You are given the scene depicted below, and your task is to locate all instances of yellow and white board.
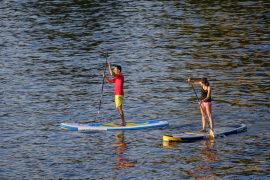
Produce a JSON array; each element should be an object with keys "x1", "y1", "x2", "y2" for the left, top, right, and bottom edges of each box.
[{"x1": 61, "y1": 121, "x2": 169, "y2": 131}]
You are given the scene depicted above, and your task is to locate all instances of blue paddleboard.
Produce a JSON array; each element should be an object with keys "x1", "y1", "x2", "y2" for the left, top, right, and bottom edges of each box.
[{"x1": 163, "y1": 124, "x2": 247, "y2": 142}]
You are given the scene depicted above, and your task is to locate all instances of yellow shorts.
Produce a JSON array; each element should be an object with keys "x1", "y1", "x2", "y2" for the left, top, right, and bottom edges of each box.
[{"x1": 115, "y1": 95, "x2": 124, "y2": 107}]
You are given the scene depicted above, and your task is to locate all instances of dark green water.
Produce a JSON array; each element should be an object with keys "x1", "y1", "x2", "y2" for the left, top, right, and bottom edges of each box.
[{"x1": 1, "y1": 0, "x2": 269, "y2": 179}]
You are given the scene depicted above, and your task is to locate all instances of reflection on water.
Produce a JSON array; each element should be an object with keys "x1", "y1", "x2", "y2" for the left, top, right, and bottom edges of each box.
[
  {"x1": 164, "y1": 140, "x2": 225, "y2": 179},
  {"x1": 112, "y1": 131, "x2": 137, "y2": 173},
  {"x1": 189, "y1": 140, "x2": 223, "y2": 180}
]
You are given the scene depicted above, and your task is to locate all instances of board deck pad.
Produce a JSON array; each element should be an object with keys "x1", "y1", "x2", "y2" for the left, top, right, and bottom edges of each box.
[
  {"x1": 61, "y1": 121, "x2": 169, "y2": 131},
  {"x1": 185, "y1": 128, "x2": 228, "y2": 135},
  {"x1": 163, "y1": 124, "x2": 247, "y2": 142}
]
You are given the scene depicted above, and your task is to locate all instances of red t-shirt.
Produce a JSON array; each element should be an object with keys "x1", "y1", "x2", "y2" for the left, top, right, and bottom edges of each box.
[{"x1": 112, "y1": 74, "x2": 124, "y2": 95}]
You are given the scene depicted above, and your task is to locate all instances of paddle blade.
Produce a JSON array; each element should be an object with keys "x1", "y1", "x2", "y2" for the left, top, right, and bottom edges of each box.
[
  {"x1": 210, "y1": 130, "x2": 215, "y2": 139},
  {"x1": 95, "y1": 110, "x2": 100, "y2": 121}
]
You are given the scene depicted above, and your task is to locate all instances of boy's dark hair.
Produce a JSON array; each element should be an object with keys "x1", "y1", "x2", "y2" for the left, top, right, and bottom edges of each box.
[{"x1": 116, "y1": 65, "x2": 122, "y2": 72}]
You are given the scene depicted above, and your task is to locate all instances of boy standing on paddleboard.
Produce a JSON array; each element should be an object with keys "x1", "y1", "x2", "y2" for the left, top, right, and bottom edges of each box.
[{"x1": 103, "y1": 61, "x2": 125, "y2": 126}]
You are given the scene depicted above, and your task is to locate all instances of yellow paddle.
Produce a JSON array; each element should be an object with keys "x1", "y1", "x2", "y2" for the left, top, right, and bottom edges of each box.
[{"x1": 189, "y1": 82, "x2": 215, "y2": 139}]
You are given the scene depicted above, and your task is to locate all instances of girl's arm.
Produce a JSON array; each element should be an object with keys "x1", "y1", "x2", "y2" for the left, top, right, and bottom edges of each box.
[
  {"x1": 202, "y1": 85, "x2": 211, "y2": 102},
  {"x1": 188, "y1": 78, "x2": 202, "y2": 85}
]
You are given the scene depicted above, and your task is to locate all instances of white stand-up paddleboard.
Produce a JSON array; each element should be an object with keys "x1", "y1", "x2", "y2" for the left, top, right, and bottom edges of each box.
[
  {"x1": 61, "y1": 121, "x2": 169, "y2": 131},
  {"x1": 163, "y1": 124, "x2": 247, "y2": 142}
]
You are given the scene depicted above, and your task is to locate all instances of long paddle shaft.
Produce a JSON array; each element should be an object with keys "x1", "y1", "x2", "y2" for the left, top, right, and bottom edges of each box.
[
  {"x1": 96, "y1": 53, "x2": 108, "y2": 121},
  {"x1": 189, "y1": 82, "x2": 214, "y2": 138}
]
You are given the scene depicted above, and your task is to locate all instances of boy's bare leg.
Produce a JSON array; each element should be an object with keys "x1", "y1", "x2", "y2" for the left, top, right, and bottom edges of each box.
[{"x1": 117, "y1": 105, "x2": 125, "y2": 126}]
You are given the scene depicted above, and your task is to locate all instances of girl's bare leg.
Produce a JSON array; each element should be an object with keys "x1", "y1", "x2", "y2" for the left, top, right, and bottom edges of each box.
[
  {"x1": 206, "y1": 105, "x2": 214, "y2": 130},
  {"x1": 199, "y1": 106, "x2": 207, "y2": 132}
]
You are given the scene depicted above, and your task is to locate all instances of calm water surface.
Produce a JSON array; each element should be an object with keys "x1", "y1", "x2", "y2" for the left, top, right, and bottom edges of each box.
[{"x1": 1, "y1": 0, "x2": 270, "y2": 179}]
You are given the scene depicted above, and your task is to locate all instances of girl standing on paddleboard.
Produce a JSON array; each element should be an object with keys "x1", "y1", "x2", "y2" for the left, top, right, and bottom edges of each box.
[
  {"x1": 188, "y1": 78, "x2": 214, "y2": 132},
  {"x1": 103, "y1": 61, "x2": 125, "y2": 126}
]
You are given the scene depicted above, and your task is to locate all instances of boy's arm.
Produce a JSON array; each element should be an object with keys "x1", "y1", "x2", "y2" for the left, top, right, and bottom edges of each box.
[
  {"x1": 103, "y1": 74, "x2": 114, "y2": 84},
  {"x1": 108, "y1": 61, "x2": 117, "y2": 78}
]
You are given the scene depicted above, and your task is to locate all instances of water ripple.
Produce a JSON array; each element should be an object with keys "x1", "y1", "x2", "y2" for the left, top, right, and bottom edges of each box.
[{"x1": 1, "y1": 0, "x2": 270, "y2": 179}]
